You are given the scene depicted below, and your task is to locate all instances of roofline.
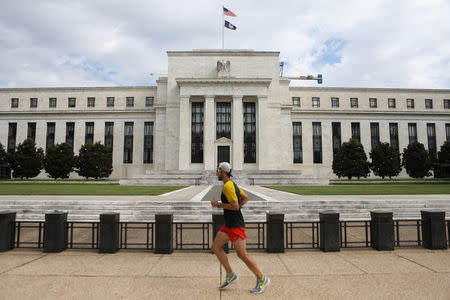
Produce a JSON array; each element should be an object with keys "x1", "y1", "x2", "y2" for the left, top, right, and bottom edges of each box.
[
  {"x1": 0, "y1": 86, "x2": 157, "y2": 92},
  {"x1": 289, "y1": 86, "x2": 450, "y2": 93},
  {"x1": 167, "y1": 49, "x2": 280, "y2": 57}
]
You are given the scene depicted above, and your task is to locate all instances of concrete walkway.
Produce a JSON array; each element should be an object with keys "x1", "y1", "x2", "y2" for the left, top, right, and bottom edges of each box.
[{"x1": 0, "y1": 248, "x2": 449, "y2": 300}]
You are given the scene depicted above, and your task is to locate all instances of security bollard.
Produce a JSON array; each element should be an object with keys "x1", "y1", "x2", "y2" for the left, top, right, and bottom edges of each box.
[
  {"x1": 212, "y1": 213, "x2": 228, "y2": 253},
  {"x1": 155, "y1": 214, "x2": 173, "y2": 254},
  {"x1": 421, "y1": 210, "x2": 447, "y2": 250},
  {"x1": 370, "y1": 211, "x2": 394, "y2": 251},
  {"x1": 0, "y1": 211, "x2": 16, "y2": 252},
  {"x1": 319, "y1": 211, "x2": 340, "y2": 252},
  {"x1": 266, "y1": 213, "x2": 284, "y2": 253},
  {"x1": 44, "y1": 212, "x2": 68, "y2": 253},
  {"x1": 99, "y1": 213, "x2": 120, "y2": 253}
]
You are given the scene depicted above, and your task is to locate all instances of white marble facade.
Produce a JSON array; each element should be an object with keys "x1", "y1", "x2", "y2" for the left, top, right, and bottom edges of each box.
[{"x1": 0, "y1": 49, "x2": 449, "y2": 179}]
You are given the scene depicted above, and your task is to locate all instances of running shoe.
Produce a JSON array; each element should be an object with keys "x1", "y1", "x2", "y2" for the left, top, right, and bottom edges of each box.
[
  {"x1": 250, "y1": 276, "x2": 270, "y2": 294},
  {"x1": 219, "y1": 273, "x2": 239, "y2": 290}
]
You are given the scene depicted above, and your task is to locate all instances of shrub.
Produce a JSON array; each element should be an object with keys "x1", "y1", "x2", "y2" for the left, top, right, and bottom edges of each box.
[
  {"x1": 0, "y1": 142, "x2": 6, "y2": 165},
  {"x1": 44, "y1": 143, "x2": 76, "y2": 179},
  {"x1": 76, "y1": 142, "x2": 113, "y2": 179},
  {"x1": 402, "y1": 142, "x2": 432, "y2": 178},
  {"x1": 369, "y1": 142, "x2": 402, "y2": 179},
  {"x1": 332, "y1": 139, "x2": 370, "y2": 179},
  {"x1": 437, "y1": 141, "x2": 450, "y2": 163},
  {"x1": 7, "y1": 138, "x2": 44, "y2": 179}
]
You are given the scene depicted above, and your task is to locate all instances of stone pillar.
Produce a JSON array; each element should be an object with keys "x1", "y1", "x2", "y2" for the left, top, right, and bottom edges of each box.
[
  {"x1": 0, "y1": 211, "x2": 16, "y2": 252},
  {"x1": 421, "y1": 210, "x2": 447, "y2": 250},
  {"x1": 266, "y1": 213, "x2": 284, "y2": 253},
  {"x1": 232, "y1": 96, "x2": 243, "y2": 170},
  {"x1": 204, "y1": 96, "x2": 215, "y2": 170},
  {"x1": 99, "y1": 213, "x2": 120, "y2": 253},
  {"x1": 155, "y1": 214, "x2": 173, "y2": 254},
  {"x1": 319, "y1": 211, "x2": 340, "y2": 252},
  {"x1": 370, "y1": 211, "x2": 394, "y2": 251},
  {"x1": 44, "y1": 212, "x2": 68, "y2": 253},
  {"x1": 178, "y1": 96, "x2": 190, "y2": 170},
  {"x1": 257, "y1": 96, "x2": 268, "y2": 169}
]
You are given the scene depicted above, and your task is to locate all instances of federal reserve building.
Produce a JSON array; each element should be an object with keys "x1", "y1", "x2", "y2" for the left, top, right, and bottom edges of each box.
[{"x1": 1, "y1": 49, "x2": 449, "y2": 184}]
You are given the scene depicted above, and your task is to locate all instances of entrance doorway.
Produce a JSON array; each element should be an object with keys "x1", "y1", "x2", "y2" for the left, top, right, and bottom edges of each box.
[{"x1": 217, "y1": 146, "x2": 230, "y2": 164}]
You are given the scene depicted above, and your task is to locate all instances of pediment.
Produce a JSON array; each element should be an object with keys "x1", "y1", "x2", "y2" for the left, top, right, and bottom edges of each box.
[{"x1": 215, "y1": 137, "x2": 232, "y2": 145}]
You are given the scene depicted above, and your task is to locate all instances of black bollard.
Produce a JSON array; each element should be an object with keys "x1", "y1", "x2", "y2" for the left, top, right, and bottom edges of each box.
[
  {"x1": 99, "y1": 213, "x2": 120, "y2": 253},
  {"x1": 421, "y1": 210, "x2": 447, "y2": 250},
  {"x1": 266, "y1": 213, "x2": 284, "y2": 253},
  {"x1": 212, "y1": 213, "x2": 229, "y2": 253},
  {"x1": 155, "y1": 214, "x2": 173, "y2": 254},
  {"x1": 44, "y1": 212, "x2": 68, "y2": 253},
  {"x1": 319, "y1": 211, "x2": 340, "y2": 252},
  {"x1": 370, "y1": 211, "x2": 394, "y2": 251},
  {"x1": 0, "y1": 211, "x2": 16, "y2": 252}
]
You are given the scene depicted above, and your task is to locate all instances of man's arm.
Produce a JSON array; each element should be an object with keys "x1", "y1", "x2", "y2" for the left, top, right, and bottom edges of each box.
[
  {"x1": 211, "y1": 198, "x2": 240, "y2": 210},
  {"x1": 239, "y1": 192, "x2": 249, "y2": 208}
]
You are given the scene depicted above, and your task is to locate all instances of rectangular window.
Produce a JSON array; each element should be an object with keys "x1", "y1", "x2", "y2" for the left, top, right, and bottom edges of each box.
[
  {"x1": 444, "y1": 99, "x2": 450, "y2": 109},
  {"x1": 331, "y1": 97, "x2": 339, "y2": 108},
  {"x1": 446, "y1": 124, "x2": 450, "y2": 141},
  {"x1": 68, "y1": 97, "x2": 76, "y2": 108},
  {"x1": 146, "y1": 97, "x2": 154, "y2": 107},
  {"x1": 7, "y1": 123, "x2": 17, "y2": 153},
  {"x1": 312, "y1": 97, "x2": 320, "y2": 108},
  {"x1": 46, "y1": 122, "x2": 55, "y2": 151},
  {"x1": 388, "y1": 98, "x2": 396, "y2": 108},
  {"x1": 312, "y1": 122, "x2": 322, "y2": 163},
  {"x1": 144, "y1": 122, "x2": 154, "y2": 163},
  {"x1": 332, "y1": 122, "x2": 341, "y2": 155},
  {"x1": 389, "y1": 123, "x2": 399, "y2": 150},
  {"x1": 293, "y1": 122, "x2": 302, "y2": 163},
  {"x1": 30, "y1": 98, "x2": 38, "y2": 108},
  {"x1": 107, "y1": 97, "x2": 115, "y2": 107},
  {"x1": 350, "y1": 98, "x2": 358, "y2": 108},
  {"x1": 105, "y1": 122, "x2": 114, "y2": 152},
  {"x1": 126, "y1": 97, "x2": 134, "y2": 107},
  {"x1": 351, "y1": 122, "x2": 361, "y2": 143},
  {"x1": 11, "y1": 98, "x2": 18, "y2": 108},
  {"x1": 123, "y1": 122, "x2": 134, "y2": 163},
  {"x1": 87, "y1": 97, "x2": 95, "y2": 107},
  {"x1": 408, "y1": 123, "x2": 417, "y2": 145},
  {"x1": 292, "y1": 97, "x2": 300, "y2": 107},
  {"x1": 85, "y1": 122, "x2": 94, "y2": 144},
  {"x1": 427, "y1": 123, "x2": 436, "y2": 160},
  {"x1": 49, "y1": 98, "x2": 57, "y2": 108},
  {"x1": 244, "y1": 102, "x2": 256, "y2": 163},
  {"x1": 369, "y1": 98, "x2": 377, "y2": 108},
  {"x1": 407, "y1": 98, "x2": 414, "y2": 109},
  {"x1": 216, "y1": 102, "x2": 231, "y2": 139},
  {"x1": 66, "y1": 122, "x2": 75, "y2": 149},
  {"x1": 370, "y1": 122, "x2": 380, "y2": 150},
  {"x1": 27, "y1": 122, "x2": 36, "y2": 144},
  {"x1": 191, "y1": 102, "x2": 204, "y2": 163},
  {"x1": 425, "y1": 99, "x2": 433, "y2": 109}
]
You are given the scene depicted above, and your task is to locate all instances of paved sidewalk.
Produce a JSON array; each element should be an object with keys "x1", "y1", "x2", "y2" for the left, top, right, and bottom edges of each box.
[{"x1": 0, "y1": 248, "x2": 448, "y2": 300}]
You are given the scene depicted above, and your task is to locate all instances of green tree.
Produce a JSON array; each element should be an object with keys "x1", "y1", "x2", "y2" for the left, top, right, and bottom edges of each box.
[
  {"x1": 76, "y1": 142, "x2": 113, "y2": 179},
  {"x1": 369, "y1": 142, "x2": 402, "y2": 179},
  {"x1": 7, "y1": 138, "x2": 44, "y2": 179},
  {"x1": 402, "y1": 142, "x2": 432, "y2": 178},
  {"x1": 437, "y1": 141, "x2": 450, "y2": 163},
  {"x1": 332, "y1": 139, "x2": 370, "y2": 179},
  {"x1": 0, "y1": 142, "x2": 7, "y2": 165},
  {"x1": 44, "y1": 143, "x2": 76, "y2": 179}
]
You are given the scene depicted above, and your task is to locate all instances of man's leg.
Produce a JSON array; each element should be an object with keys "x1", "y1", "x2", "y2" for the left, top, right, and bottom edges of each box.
[
  {"x1": 211, "y1": 231, "x2": 232, "y2": 273},
  {"x1": 233, "y1": 237, "x2": 262, "y2": 278}
]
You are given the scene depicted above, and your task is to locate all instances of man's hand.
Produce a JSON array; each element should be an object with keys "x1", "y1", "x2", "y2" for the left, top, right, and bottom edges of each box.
[{"x1": 211, "y1": 198, "x2": 219, "y2": 207}]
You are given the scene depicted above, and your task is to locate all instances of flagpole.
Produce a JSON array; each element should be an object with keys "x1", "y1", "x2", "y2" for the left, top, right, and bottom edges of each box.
[{"x1": 222, "y1": 6, "x2": 224, "y2": 49}]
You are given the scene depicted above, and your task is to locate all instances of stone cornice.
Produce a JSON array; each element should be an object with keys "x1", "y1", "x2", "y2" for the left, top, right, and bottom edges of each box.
[
  {"x1": 176, "y1": 78, "x2": 272, "y2": 87},
  {"x1": 168, "y1": 49, "x2": 279, "y2": 56},
  {"x1": 291, "y1": 109, "x2": 450, "y2": 116},
  {"x1": 0, "y1": 86, "x2": 156, "y2": 92},
  {"x1": 289, "y1": 86, "x2": 450, "y2": 94},
  {"x1": 0, "y1": 109, "x2": 155, "y2": 115}
]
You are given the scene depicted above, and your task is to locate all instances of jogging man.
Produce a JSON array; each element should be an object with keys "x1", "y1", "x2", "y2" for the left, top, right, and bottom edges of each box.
[{"x1": 210, "y1": 162, "x2": 270, "y2": 294}]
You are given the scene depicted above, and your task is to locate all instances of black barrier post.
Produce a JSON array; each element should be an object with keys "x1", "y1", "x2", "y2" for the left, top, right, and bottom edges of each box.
[
  {"x1": 44, "y1": 212, "x2": 68, "y2": 253},
  {"x1": 421, "y1": 210, "x2": 447, "y2": 250},
  {"x1": 212, "y1": 213, "x2": 229, "y2": 253},
  {"x1": 0, "y1": 211, "x2": 16, "y2": 252},
  {"x1": 267, "y1": 213, "x2": 284, "y2": 253},
  {"x1": 155, "y1": 214, "x2": 173, "y2": 254},
  {"x1": 370, "y1": 211, "x2": 394, "y2": 251},
  {"x1": 99, "y1": 213, "x2": 120, "y2": 253},
  {"x1": 319, "y1": 211, "x2": 340, "y2": 252}
]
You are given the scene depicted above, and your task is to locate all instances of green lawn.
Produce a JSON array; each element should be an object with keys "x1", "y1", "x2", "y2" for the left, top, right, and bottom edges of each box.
[
  {"x1": 0, "y1": 183, "x2": 186, "y2": 195},
  {"x1": 265, "y1": 184, "x2": 450, "y2": 195}
]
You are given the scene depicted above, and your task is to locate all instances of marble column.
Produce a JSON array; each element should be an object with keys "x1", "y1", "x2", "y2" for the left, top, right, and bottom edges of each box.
[
  {"x1": 232, "y1": 96, "x2": 243, "y2": 170},
  {"x1": 204, "y1": 96, "x2": 215, "y2": 170},
  {"x1": 257, "y1": 96, "x2": 268, "y2": 169},
  {"x1": 178, "y1": 96, "x2": 190, "y2": 170}
]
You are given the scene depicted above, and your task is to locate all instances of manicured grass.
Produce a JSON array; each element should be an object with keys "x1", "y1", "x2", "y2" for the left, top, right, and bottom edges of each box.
[
  {"x1": 0, "y1": 183, "x2": 186, "y2": 195},
  {"x1": 265, "y1": 184, "x2": 450, "y2": 195}
]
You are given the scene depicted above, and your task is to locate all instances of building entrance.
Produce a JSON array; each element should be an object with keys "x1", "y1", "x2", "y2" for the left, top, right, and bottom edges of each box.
[{"x1": 217, "y1": 146, "x2": 230, "y2": 164}]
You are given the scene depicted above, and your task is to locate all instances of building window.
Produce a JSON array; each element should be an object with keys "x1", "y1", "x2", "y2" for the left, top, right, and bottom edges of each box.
[
  {"x1": 427, "y1": 123, "x2": 436, "y2": 160},
  {"x1": 11, "y1": 98, "x2": 18, "y2": 108},
  {"x1": 388, "y1": 98, "x2": 396, "y2": 108},
  {"x1": 446, "y1": 124, "x2": 450, "y2": 141},
  {"x1": 68, "y1": 97, "x2": 76, "y2": 108},
  {"x1": 27, "y1": 122, "x2": 36, "y2": 144},
  {"x1": 85, "y1": 122, "x2": 94, "y2": 144},
  {"x1": 191, "y1": 102, "x2": 204, "y2": 163},
  {"x1": 126, "y1": 97, "x2": 134, "y2": 107},
  {"x1": 425, "y1": 99, "x2": 433, "y2": 109},
  {"x1": 332, "y1": 122, "x2": 341, "y2": 155},
  {"x1": 407, "y1": 98, "x2": 414, "y2": 109},
  {"x1": 123, "y1": 122, "x2": 134, "y2": 163},
  {"x1": 312, "y1": 122, "x2": 322, "y2": 163},
  {"x1": 408, "y1": 123, "x2": 417, "y2": 145},
  {"x1": 107, "y1": 97, "x2": 115, "y2": 107},
  {"x1": 216, "y1": 102, "x2": 231, "y2": 139},
  {"x1": 351, "y1": 122, "x2": 361, "y2": 143},
  {"x1": 389, "y1": 123, "x2": 399, "y2": 150},
  {"x1": 244, "y1": 102, "x2": 256, "y2": 163},
  {"x1": 87, "y1": 97, "x2": 95, "y2": 107},
  {"x1": 444, "y1": 99, "x2": 450, "y2": 109},
  {"x1": 105, "y1": 122, "x2": 114, "y2": 152},
  {"x1": 46, "y1": 122, "x2": 55, "y2": 151},
  {"x1": 293, "y1": 122, "x2": 302, "y2": 163},
  {"x1": 331, "y1": 97, "x2": 339, "y2": 108},
  {"x1": 146, "y1": 97, "x2": 154, "y2": 107},
  {"x1": 144, "y1": 122, "x2": 154, "y2": 163},
  {"x1": 30, "y1": 98, "x2": 38, "y2": 108},
  {"x1": 312, "y1": 97, "x2": 320, "y2": 108},
  {"x1": 49, "y1": 98, "x2": 57, "y2": 108},
  {"x1": 8, "y1": 123, "x2": 17, "y2": 153},
  {"x1": 66, "y1": 122, "x2": 75, "y2": 149},
  {"x1": 369, "y1": 98, "x2": 377, "y2": 108},
  {"x1": 292, "y1": 97, "x2": 300, "y2": 107},
  {"x1": 350, "y1": 98, "x2": 358, "y2": 108},
  {"x1": 370, "y1": 123, "x2": 380, "y2": 150}
]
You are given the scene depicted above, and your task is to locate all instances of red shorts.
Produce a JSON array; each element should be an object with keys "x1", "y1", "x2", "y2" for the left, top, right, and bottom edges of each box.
[{"x1": 219, "y1": 225, "x2": 247, "y2": 242}]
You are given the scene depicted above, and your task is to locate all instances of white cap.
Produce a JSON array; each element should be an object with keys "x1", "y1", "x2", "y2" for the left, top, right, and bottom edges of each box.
[{"x1": 218, "y1": 162, "x2": 232, "y2": 175}]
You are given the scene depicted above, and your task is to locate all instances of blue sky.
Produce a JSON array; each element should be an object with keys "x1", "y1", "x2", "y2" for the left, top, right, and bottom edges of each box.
[{"x1": 0, "y1": 0, "x2": 449, "y2": 88}]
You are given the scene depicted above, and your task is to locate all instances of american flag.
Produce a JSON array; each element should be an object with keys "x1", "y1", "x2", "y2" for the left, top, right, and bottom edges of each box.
[{"x1": 223, "y1": 7, "x2": 236, "y2": 17}]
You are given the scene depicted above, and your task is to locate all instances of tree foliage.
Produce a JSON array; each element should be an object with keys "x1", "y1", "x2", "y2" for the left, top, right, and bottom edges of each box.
[
  {"x1": 369, "y1": 142, "x2": 402, "y2": 179},
  {"x1": 44, "y1": 143, "x2": 76, "y2": 179},
  {"x1": 0, "y1": 142, "x2": 7, "y2": 165},
  {"x1": 402, "y1": 142, "x2": 432, "y2": 178},
  {"x1": 437, "y1": 141, "x2": 450, "y2": 163},
  {"x1": 7, "y1": 138, "x2": 44, "y2": 179},
  {"x1": 332, "y1": 139, "x2": 370, "y2": 179},
  {"x1": 76, "y1": 142, "x2": 113, "y2": 179}
]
